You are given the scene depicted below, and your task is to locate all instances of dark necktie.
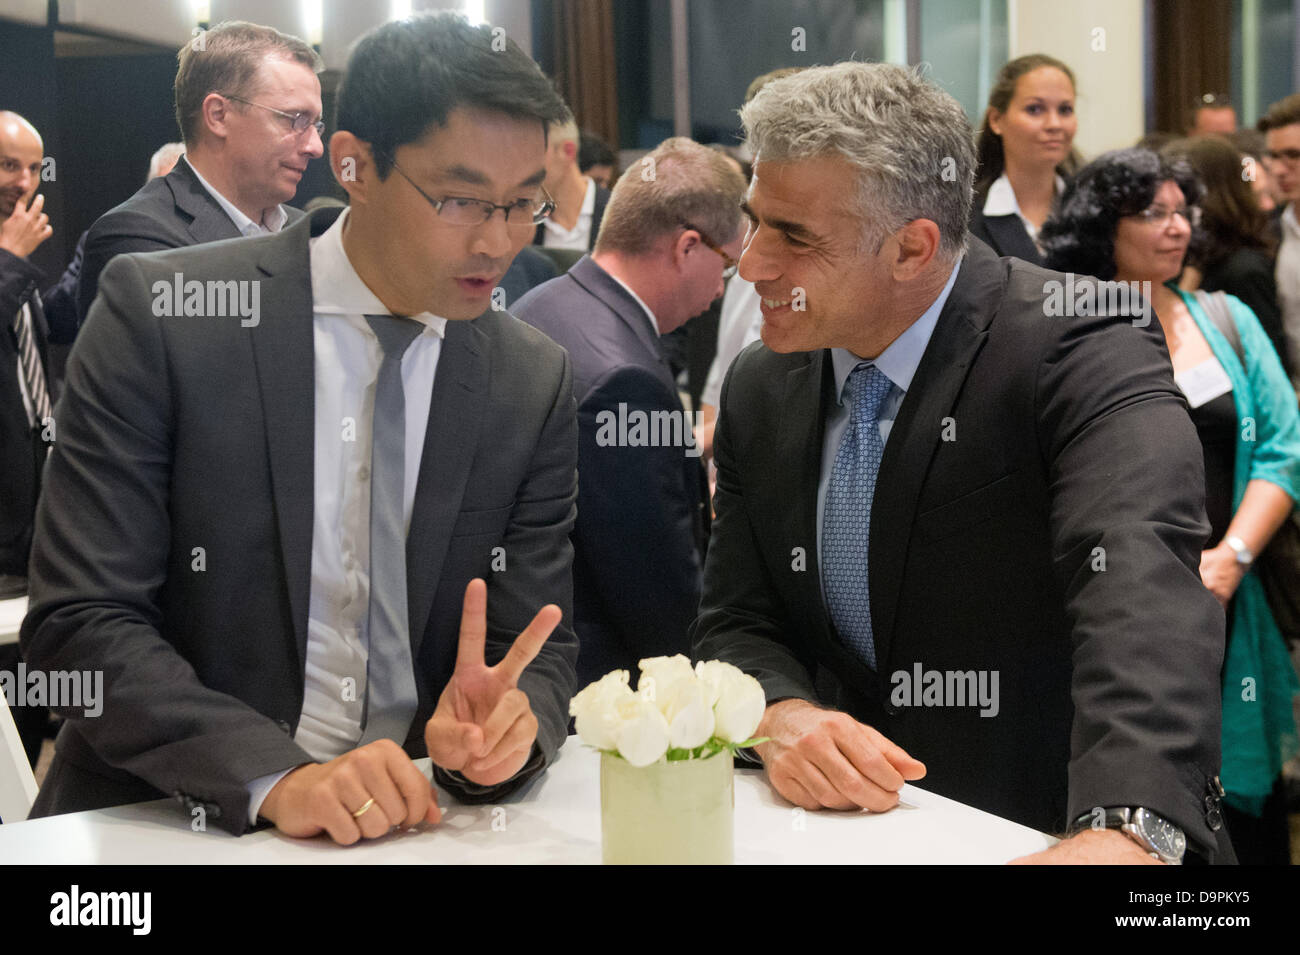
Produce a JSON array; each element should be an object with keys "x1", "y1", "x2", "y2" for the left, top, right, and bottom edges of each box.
[
  {"x1": 358, "y1": 314, "x2": 423, "y2": 745},
  {"x1": 822, "y1": 362, "x2": 892, "y2": 670}
]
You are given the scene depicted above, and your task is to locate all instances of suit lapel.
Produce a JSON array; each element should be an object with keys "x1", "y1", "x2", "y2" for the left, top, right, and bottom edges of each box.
[
  {"x1": 868, "y1": 248, "x2": 1003, "y2": 665},
  {"x1": 984, "y1": 214, "x2": 1043, "y2": 265},
  {"x1": 406, "y1": 318, "x2": 487, "y2": 658},
  {"x1": 169, "y1": 157, "x2": 247, "y2": 245},
  {"x1": 774, "y1": 350, "x2": 837, "y2": 647},
  {"x1": 248, "y1": 212, "x2": 322, "y2": 670}
]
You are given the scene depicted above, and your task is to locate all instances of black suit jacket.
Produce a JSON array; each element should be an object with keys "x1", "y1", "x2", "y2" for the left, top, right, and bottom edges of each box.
[
  {"x1": 75, "y1": 156, "x2": 304, "y2": 327},
  {"x1": 22, "y1": 208, "x2": 580, "y2": 834},
  {"x1": 532, "y1": 182, "x2": 611, "y2": 251},
  {"x1": 0, "y1": 249, "x2": 54, "y2": 575},
  {"x1": 969, "y1": 205, "x2": 1044, "y2": 265},
  {"x1": 691, "y1": 239, "x2": 1232, "y2": 859},
  {"x1": 515, "y1": 256, "x2": 709, "y2": 685}
]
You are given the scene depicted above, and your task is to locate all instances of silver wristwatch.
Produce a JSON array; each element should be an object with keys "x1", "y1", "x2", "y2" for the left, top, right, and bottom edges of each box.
[
  {"x1": 1073, "y1": 806, "x2": 1186, "y2": 864},
  {"x1": 1224, "y1": 535, "x2": 1254, "y2": 569}
]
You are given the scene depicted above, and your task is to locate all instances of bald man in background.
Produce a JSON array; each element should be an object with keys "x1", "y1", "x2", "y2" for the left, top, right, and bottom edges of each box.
[
  {"x1": 0, "y1": 111, "x2": 54, "y2": 580},
  {"x1": 0, "y1": 111, "x2": 56, "y2": 777}
]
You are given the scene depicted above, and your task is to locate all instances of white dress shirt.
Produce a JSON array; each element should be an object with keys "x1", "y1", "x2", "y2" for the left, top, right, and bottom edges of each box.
[
  {"x1": 246, "y1": 208, "x2": 448, "y2": 821},
  {"x1": 702, "y1": 277, "x2": 762, "y2": 409},
  {"x1": 540, "y1": 176, "x2": 596, "y2": 251},
  {"x1": 187, "y1": 158, "x2": 289, "y2": 235}
]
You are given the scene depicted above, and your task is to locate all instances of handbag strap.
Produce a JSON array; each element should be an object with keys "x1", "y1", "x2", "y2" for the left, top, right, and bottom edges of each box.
[{"x1": 1194, "y1": 289, "x2": 1244, "y2": 368}]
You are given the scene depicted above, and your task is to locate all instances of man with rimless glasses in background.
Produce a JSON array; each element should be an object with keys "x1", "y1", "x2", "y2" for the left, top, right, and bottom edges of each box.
[
  {"x1": 1259, "y1": 93, "x2": 1300, "y2": 392},
  {"x1": 23, "y1": 12, "x2": 581, "y2": 844},
  {"x1": 74, "y1": 20, "x2": 324, "y2": 326}
]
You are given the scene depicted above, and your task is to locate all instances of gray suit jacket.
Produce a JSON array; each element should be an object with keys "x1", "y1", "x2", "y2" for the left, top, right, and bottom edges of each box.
[
  {"x1": 75, "y1": 156, "x2": 304, "y2": 327},
  {"x1": 23, "y1": 207, "x2": 579, "y2": 834}
]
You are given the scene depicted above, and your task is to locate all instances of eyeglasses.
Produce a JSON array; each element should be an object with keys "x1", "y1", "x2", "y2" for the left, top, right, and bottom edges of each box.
[
  {"x1": 680, "y1": 221, "x2": 738, "y2": 278},
  {"x1": 1131, "y1": 204, "x2": 1202, "y2": 229},
  {"x1": 388, "y1": 159, "x2": 556, "y2": 227},
  {"x1": 220, "y1": 93, "x2": 324, "y2": 137},
  {"x1": 1264, "y1": 148, "x2": 1300, "y2": 166}
]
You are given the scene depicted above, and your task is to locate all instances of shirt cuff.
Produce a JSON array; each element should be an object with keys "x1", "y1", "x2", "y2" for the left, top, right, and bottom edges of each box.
[{"x1": 246, "y1": 768, "x2": 296, "y2": 826}]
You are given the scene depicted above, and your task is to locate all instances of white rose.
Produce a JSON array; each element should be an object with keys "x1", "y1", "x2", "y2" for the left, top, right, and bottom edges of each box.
[
  {"x1": 696, "y1": 660, "x2": 766, "y2": 743},
  {"x1": 661, "y1": 678, "x2": 716, "y2": 749},
  {"x1": 615, "y1": 698, "x2": 671, "y2": 767},
  {"x1": 637, "y1": 654, "x2": 697, "y2": 707},
  {"x1": 569, "y1": 670, "x2": 635, "y2": 751}
]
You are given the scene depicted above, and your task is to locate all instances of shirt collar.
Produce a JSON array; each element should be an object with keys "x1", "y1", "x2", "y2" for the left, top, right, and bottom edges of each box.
[
  {"x1": 1284, "y1": 203, "x2": 1300, "y2": 237},
  {"x1": 309, "y1": 208, "x2": 448, "y2": 335},
  {"x1": 186, "y1": 157, "x2": 289, "y2": 235},
  {"x1": 982, "y1": 172, "x2": 1065, "y2": 218},
  {"x1": 830, "y1": 256, "x2": 963, "y2": 404}
]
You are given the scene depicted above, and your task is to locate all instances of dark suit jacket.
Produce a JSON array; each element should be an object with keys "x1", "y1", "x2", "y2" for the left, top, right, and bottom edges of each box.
[
  {"x1": 532, "y1": 182, "x2": 610, "y2": 251},
  {"x1": 499, "y1": 244, "x2": 559, "y2": 307},
  {"x1": 969, "y1": 204, "x2": 1044, "y2": 265},
  {"x1": 515, "y1": 256, "x2": 709, "y2": 686},
  {"x1": 691, "y1": 239, "x2": 1232, "y2": 860},
  {"x1": 0, "y1": 248, "x2": 54, "y2": 576},
  {"x1": 75, "y1": 156, "x2": 304, "y2": 327},
  {"x1": 22, "y1": 208, "x2": 580, "y2": 835}
]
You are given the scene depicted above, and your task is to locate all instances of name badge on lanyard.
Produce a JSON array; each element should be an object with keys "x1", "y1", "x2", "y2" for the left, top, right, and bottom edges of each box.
[{"x1": 1175, "y1": 358, "x2": 1234, "y2": 409}]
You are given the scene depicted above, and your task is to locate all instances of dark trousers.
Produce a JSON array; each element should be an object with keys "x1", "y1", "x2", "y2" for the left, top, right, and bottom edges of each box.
[{"x1": 1222, "y1": 775, "x2": 1292, "y2": 865}]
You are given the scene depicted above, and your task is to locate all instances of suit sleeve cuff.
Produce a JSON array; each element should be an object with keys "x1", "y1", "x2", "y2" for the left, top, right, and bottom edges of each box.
[{"x1": 432, "y1": 742, "x2": 545, "y2": 801}]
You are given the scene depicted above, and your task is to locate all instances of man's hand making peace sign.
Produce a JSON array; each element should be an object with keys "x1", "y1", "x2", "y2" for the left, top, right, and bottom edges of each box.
[
  {"x1": 425, "y1": 578, "x2": 563, "y2": 785},
  {"x1": 259, "y1": 578, "x2": 562, "y2": 844}
]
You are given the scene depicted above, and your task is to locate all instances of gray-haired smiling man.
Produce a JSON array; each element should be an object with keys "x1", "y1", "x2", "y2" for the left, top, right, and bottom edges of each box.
[{"x1": 690, "y1": 62, "x2": 1234, "y2": 863}]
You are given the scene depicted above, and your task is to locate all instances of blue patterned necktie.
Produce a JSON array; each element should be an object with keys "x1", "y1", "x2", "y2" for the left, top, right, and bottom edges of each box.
[
  {"x1": 359, "y1": 314, "x2": 423, "y2": 745},
  {"x1": 822, "y1": 362, "x2": 892, "y2": 670}
]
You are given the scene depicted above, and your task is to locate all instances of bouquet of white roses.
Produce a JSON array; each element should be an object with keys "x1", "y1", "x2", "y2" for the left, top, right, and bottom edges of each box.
[{"x1": 569, "y1": 655, "x2": 767, "y2": 767}]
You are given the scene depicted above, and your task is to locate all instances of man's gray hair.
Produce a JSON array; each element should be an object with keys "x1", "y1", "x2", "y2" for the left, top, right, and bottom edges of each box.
[
  {"x1": 595, "y1": 136, "x2": 747, "y2": 257},
  {"x1": 740, "y1": 62, "x2": 974, "y2": 259}
]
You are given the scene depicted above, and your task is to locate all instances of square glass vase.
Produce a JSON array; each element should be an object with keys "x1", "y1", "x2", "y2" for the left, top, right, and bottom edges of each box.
[{"x1": 599, "y1": 749, "x2": 735, "y2": 864}]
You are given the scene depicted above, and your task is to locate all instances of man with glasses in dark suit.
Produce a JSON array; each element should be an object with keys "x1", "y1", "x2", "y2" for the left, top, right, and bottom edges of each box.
[
  {"x1": 75, "y1": 19, "x2": 324, "y2": 326},
  {"x1": 1260, "y1": 93, "x2": 1300, "y2": 391},
  {"x1": 25, "y1": 12, "x2": 579, "y2": 845}
]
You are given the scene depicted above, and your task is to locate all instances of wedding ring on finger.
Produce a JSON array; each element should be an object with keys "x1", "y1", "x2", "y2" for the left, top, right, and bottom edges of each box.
[{"x1": 351, "y1": 797, "x2": 376, "y2": 819}]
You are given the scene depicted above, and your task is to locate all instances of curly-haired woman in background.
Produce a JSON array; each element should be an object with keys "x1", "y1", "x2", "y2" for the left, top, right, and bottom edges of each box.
[{"x1": 1042, "y1": 148, "x2": 1300, "y2": 864}]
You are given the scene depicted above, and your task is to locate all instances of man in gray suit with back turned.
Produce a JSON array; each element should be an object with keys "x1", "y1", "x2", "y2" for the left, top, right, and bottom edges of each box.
[
  {"x1": 24, "y1": 13, "x2": 579, "y2": 845},
  {"x1": 75, "y1": 20, "x2": 324, "y2": 326}
]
